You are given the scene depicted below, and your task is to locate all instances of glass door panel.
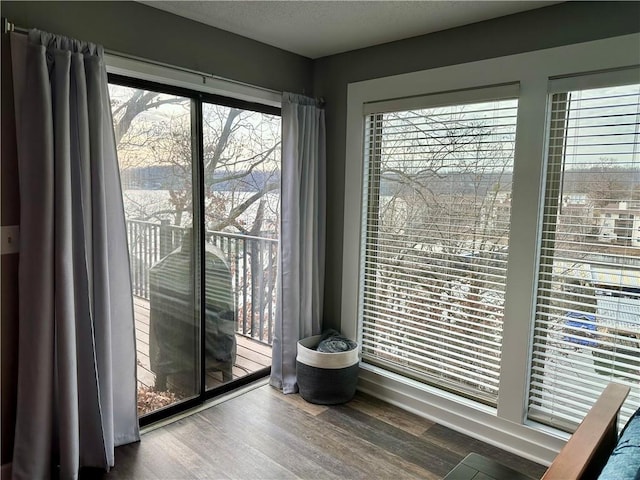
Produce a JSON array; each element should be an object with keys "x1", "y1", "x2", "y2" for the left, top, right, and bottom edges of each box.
[
  {"x1": 201, "y1": 103, "x2": 281, "y2": 390},
  {"x1": 109, "y1": 84, "x2": 200, "y2": 417}
]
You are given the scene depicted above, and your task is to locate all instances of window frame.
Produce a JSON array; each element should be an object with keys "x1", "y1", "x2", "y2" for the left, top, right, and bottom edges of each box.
[
  {"x1": 342, "y1": 33, "x2": 640, "y2": 464},
  {"x1": 106, "y1": 68, "x2": 281, "y2": 427},
  {"x1": 106, "y1": 52, "x2": 282, "y2": 108}
]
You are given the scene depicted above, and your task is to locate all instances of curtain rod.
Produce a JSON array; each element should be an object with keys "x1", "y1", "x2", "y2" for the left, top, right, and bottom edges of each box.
[{"x1": 2, "y1": 17, "x2": 283, "y2": 98}]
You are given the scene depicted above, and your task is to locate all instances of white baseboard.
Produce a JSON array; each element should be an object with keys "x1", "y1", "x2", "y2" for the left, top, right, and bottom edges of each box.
[
  {"x1": 1, "y1": 462, "x2": 12, "y2": 480},
  {"x1": 357, "y1": 365, "x2": 566, "y2": 466}
]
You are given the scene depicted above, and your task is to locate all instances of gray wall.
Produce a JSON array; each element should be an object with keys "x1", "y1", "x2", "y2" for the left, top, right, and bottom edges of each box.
[
  {"x1": 1, "y1": 31, "x2": 19, "y2": 471},
  {"x1": 0, "y1": 0, "x2": 313, "y2": 466},
  {"x1": 313, "y1": 1, "x2": 640, "y2": 330},
  {"x1": 1, "y1": 0, "x2": 640, "y2": 469},
  {"x1": 1, "y1": 1, "x2": 313, "y2": 93}
]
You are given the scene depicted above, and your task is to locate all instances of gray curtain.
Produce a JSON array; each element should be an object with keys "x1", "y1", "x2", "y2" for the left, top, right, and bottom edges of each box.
[
  {"x1": 270, "y1": 93, "x2": 326, "y2": 394},
  {"x1": 10, "y1": 30, "x2": 139, "y2": 479}
]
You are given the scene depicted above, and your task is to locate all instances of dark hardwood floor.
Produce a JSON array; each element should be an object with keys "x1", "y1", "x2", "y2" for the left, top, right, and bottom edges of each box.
[{"x1": 81, "y1": 382, "x2": 547, "y2": 479}]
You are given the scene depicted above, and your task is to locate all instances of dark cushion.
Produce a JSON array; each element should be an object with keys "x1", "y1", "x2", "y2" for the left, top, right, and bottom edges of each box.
[{"x1": 598, "y1": 407, "x2": 640, "y2": 480}]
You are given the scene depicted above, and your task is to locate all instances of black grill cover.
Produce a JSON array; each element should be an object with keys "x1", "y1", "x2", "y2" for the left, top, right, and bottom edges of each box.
[{"x1": 149, "y1": 232, "x2": 236, "y2": 388}]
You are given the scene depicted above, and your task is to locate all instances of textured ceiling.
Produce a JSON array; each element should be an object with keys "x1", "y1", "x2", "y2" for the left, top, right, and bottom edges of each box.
[{"x1": 139, "y1": 1, "x2": 560, "y2": 59}]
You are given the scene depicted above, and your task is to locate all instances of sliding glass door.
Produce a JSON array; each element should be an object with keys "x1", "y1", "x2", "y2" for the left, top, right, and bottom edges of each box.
[
  {"x1": 201, "y1": 103, "x2": 280, "y2": 392},
  {"x1": 108, "y1": 77, "x2": 280, "y2": 420}
]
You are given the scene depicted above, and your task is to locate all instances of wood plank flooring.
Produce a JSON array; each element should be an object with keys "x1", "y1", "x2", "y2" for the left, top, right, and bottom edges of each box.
[{"x1": 79, "y1": 383, "x2": 547, "y2": 480}]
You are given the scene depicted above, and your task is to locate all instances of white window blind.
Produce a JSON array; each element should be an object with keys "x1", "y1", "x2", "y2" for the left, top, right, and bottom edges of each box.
[
  {"x1": 529, "y1": 81, "x2": 640, "y2": 431},
  {"x1": 360, "y1": 96, "x2": 518, "y2": 405}
]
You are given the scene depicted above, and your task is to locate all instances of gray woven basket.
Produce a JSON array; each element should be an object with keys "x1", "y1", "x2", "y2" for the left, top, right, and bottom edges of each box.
[{"x1": 296, "y1": 335, "x2": 359, "y2": 405}]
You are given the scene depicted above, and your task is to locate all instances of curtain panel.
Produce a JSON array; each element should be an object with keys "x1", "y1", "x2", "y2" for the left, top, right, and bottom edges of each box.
[
  {"x1": 270, "y1": 93, "x2": 326, "y2": 394},
  {"x1": 10, "y1": 30, "x2": 139, "y2": 479}
]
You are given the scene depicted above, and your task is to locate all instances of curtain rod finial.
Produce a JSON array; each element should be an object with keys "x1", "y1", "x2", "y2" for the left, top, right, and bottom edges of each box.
[{"x1": 2, "y1": 18, "x2": 15, "y2": 34}]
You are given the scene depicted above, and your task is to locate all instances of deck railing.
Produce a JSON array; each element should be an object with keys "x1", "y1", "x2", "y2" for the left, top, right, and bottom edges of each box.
[{"x1": 126, "y1": 219, "x2": 277, "y2": 345}]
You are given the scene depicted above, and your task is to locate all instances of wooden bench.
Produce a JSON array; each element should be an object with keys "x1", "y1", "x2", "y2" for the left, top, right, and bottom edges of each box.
[
  {"x1": 445, "y1": 383, "x2": 631, "y2": 480},
  {"x1": 542, "y1": 382, "x2": 630, "y2": 480}
]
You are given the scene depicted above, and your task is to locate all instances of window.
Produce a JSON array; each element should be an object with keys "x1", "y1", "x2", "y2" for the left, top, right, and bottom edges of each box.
[
  {"x1": 529, "y1": 81, "x2": 640, "y2": 431},
  {"x1": 360, "y1": 91, "x2": 518, "y2": 405},
  {"x1": 108, "y1": 77, "x2": 281, "y2": 421},
  {"x1": 344, "y1": 34, "x2": 639, "y2": 460}
]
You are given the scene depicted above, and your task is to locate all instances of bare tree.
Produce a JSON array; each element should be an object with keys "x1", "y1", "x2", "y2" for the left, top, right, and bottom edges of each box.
[
  {"x1": 110, "y1": 85, "x2": 281, "y2": 236},
  {"x1": 110, "y1": 84, "x2": 281, "y2": 340}
]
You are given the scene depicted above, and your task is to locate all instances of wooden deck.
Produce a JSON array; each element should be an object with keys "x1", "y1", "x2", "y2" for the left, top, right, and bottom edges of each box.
[{"x1": 133, "y1": 296, "x2": 272, "y2": 392}]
